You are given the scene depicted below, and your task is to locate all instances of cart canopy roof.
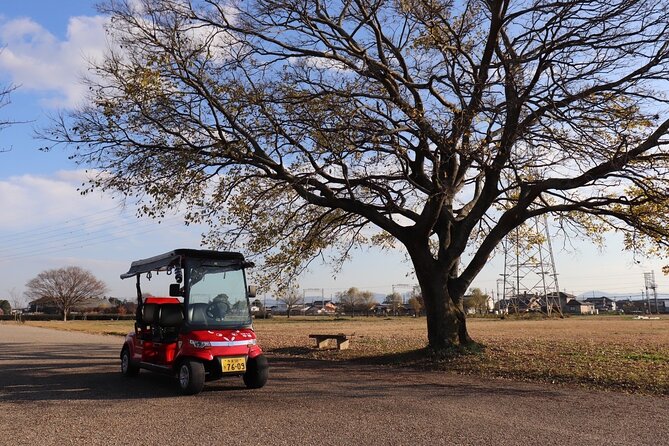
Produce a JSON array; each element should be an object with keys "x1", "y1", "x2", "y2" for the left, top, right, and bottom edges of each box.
[{"x1": 120, "y1": 249, "x2": 250, "y2": 279}]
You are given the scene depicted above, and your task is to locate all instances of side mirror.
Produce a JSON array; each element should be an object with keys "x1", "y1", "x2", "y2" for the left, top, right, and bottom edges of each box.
[
  {"x1": 169, "y1": 283, "x2": 184, "y2": 297},
  {"x1": 247, "y1": 285, "x2": 257, "y2": 298}
]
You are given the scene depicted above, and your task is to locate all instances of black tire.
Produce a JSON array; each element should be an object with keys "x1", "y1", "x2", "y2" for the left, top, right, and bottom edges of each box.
[
  {"x1": 120, "y1": 346, "x2": 140, "y2": 377},
  {"x1": 178, "y1": 360, "x2": 205, "y2": 395},
  {"x1": 243, "y1": 354, "x2": 269, "y2": 389}
]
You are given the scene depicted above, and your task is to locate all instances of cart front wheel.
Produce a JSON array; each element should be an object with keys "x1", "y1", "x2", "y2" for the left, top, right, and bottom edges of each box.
[
  {"x1": 178, "y1": 360, "x2": 205, "y2": 395},
  {"x1": 120, "y1": 347, "x2": 139, "y2": 377},
  {"x1": 243, "y1": 354, "x2": 269, "y2": 389}
]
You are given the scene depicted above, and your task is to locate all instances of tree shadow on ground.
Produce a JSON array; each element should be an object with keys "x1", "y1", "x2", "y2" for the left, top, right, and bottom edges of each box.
[
  {"x1": 269, "y1": 345, "x2": 480, "y2": 371},
  {"x1": 265, "y1": 353, "x2": 566, "y2": 400}
]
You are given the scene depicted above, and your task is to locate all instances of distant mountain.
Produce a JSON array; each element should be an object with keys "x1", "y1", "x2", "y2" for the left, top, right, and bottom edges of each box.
[{"x1": 576, "y1": 290, "x2": 669, "y2": 300}]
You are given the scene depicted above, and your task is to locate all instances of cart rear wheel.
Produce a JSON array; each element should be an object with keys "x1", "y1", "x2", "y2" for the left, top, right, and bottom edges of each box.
[{"x1": 178, "y1": 360, "x2": 205, "y2": 395}]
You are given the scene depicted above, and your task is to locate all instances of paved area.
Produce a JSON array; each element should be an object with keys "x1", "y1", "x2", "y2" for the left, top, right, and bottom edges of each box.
[{"x1": 1, "y1": 323, "x2": 667, "y2": 446}]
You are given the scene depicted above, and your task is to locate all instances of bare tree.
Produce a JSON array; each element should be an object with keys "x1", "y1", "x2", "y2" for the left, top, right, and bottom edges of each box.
[
  {"x1": 0, "y1": 46, "x2": 17, "y2": 147},
  {"x1": 8, "y1": 287, "x2": 23, "y2": 312},
  {"x1": 408, "y1": 293, "x2": 423, "y2": 317},
  {"x1": 25, "y1": 266, "x2": 108, "y2": 321},
  {"x1": 337, "y1": 287, "x2": 376, "y2": 316},
  {"x1": 0, "y1": 84, "x2": 12, "y2": 122},
  {"x1": 336, "y1": 287, "x2": 362, "y2": 316},
  {"x1": 49, "y1": 0, "x2": 669, "y2": 352},
  {"x1": 358, "y1": 290, "x2": 377, "y2": 316},
  {"x1": 384, "y1": 292, "x2": 403, "y2": 316},
  {"x1": 277, "y1": 287, "x2": 301, "y2": 318},
  {"x1": 465, "y1": 288, "x2": 490, "y2": 316}
]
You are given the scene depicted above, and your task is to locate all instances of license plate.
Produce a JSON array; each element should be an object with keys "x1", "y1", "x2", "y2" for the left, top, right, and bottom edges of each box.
[{"x1": 221, "y1": 357, "x2": 246, "y2": 373}]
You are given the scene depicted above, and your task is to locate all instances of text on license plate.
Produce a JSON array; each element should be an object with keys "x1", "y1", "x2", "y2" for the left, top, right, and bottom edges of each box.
[{"x1": 221, "y1": 357, "x2": 246, "y2": 373}]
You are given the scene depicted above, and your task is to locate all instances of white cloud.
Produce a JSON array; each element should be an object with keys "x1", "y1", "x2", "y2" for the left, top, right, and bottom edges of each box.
[
  {"x1": 0, "y1": 15, "x2": 109, "y2": 108},
  {"x1": 0, "y1": 169, "x2": 200, "y2": 233},
  {"x1": 0, "y1": 170, "x2": 113, "y2": 229}
]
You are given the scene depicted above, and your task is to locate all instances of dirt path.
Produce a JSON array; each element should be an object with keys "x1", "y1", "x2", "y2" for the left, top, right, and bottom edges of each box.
[{"x1": 1, "y1": 323, "x2": 667, "y2": 446}]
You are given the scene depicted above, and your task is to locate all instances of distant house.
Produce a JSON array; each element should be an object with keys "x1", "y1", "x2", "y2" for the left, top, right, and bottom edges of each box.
[
  {"x1": 269, "y1": 303, "x2": 309, "y2": 316},
  {"x1": 28, "y1": 297, "x2": 60, "y2": 315},
  {"x1": 612, "y1": 298, "x2": 669, "y2": 314},
  {"x1": 564, "y1": 299, "x2": 596, "y2": 315},
  {"x1": 494, "y1": 291, "x2": 575, "y2": 314},
  {"x1": 583, "y1": 296, "x2": 617, "y2": 312},
  {"x1": 305, "y1": 300, "x2": 337, "y2": 315},
  {"x1": 547, "y1": 291, "x2": 576, "y2": 309},
  {"x1": 495, "y1": 294, "x2": 542, "y2": 313},
  {"x1": 649, "y1": 298, "x2": 669, "y2": 314}
]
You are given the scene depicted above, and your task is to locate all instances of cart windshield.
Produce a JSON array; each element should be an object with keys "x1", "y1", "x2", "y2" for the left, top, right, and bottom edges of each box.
[{"x1": 187, "y1": 264, "x2": 251, "y2": 329}]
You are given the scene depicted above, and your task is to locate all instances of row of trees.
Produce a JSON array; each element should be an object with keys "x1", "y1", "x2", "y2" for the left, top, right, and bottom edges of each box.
[
  {"x1": 275, "y1": 286, "x2": 415, "y2": 317},
  {"x1": 275, "y1": 286, "x2": 489, "y2": 317}
]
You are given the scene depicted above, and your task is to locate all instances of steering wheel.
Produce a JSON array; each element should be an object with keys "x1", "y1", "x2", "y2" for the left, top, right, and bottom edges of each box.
[{"x1": 206, "y1": 300, "x2": 230, "y2": 320}]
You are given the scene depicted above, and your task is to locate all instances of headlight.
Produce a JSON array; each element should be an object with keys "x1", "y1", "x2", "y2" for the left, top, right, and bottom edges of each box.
[{"x1": 189, "y1": 339, "x2": 211, "y2": 349}]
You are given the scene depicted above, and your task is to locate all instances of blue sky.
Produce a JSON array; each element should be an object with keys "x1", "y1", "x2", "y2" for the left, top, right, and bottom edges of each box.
[{"x1": 0, "y1": 1, "x2": 667, "y2": 304}]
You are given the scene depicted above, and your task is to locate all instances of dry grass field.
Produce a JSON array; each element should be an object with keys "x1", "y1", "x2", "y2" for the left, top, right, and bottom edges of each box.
[{"x1": 18, "y1": 315, "x2": 669, "y2": 394}]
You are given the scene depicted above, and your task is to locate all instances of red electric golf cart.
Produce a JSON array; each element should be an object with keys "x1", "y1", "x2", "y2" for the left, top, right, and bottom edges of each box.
[{"x1": 119, "y1": 249, "x2": 268, "y2": 395}]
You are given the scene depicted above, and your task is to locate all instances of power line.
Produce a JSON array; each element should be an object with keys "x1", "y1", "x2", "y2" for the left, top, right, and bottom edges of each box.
[
  {"x1": 0, "y1": 213, "x2": 185, "y2": 254},
  {"x1": 0, "y1": 219, "x2": 188, "y2": 262},
  {"x1": 0, "y1": 200, "x2": 196, "y2": 262},
  {"x1": 0, "y1": 200, "x2": 190, "y2": 254},
  {"x1": 0, "y1": 205, "x2": 127, "y2": 242}
]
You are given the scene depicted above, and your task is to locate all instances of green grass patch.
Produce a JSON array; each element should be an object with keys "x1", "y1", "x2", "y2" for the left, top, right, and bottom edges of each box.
[{"x1": 624, "y1": 352, "x2": 669, "y2": 362}]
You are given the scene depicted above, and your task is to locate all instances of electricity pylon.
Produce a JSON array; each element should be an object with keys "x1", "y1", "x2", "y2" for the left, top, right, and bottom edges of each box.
[{"x1": 501, "y1": 215, "x2": 562, "y2": 316}]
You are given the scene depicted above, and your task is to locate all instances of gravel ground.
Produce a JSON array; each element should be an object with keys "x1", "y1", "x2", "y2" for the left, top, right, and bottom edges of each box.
[{"x1": 1, "y1": 323, "x2": 668, "y2": 446}]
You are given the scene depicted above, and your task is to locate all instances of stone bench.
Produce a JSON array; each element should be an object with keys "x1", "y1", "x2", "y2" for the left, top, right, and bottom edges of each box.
[{"x1": 309, "y1": 333, "x2": 352, "y2": 350}]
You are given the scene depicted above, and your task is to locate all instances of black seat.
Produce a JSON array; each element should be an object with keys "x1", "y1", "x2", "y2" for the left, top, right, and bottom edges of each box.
[
  {"x1": 157, "y1": 304, "x2": 184, "y2": 343},
  {"x1": 188, "y1": 303, "x2": 209, "y2": 325},
  {"x1": 142, "y1": 303, "x2": 159, "y2": 324},
  {"x1": 135, "y1": 303, "x2": 159, "y2": 340},
  {"x1": 159, "y1": 304, "x2": 184, "y2": 326}
]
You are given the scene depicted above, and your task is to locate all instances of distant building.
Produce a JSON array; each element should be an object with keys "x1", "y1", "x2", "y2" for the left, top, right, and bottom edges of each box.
[
  {"x1": 650, "y1": 299, "x2": 669, "y2": 314},
  {"x1": 305, "y1": 301, "x2": 337, "y2": 315},
  {"x1": 617, "y1": 299, "x2": 649, "y2": 314},
  {"x1": 494, "y1": 291, "x2": 574, "y2": 314},
  {"x1": 495, "y1": 294, "x2": 542, "y2": 313},
  {"x1": 28, "y1": 297, "x2": 60, "y2": 314},
  {"x1": 564, "y1": 299, "x2": 596, "y2": 315},
  {"x1": 583, "y1": 296, "x2": 617, "y2": 312},
  {"x1": 548, "y1": 291, "x2": 576, "y2": 312}
]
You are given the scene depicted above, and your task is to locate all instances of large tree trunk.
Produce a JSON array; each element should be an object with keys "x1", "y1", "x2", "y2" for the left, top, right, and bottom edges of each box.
[{"x1": 411, "y1": 248, "x2": 473, "y2": 351}]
